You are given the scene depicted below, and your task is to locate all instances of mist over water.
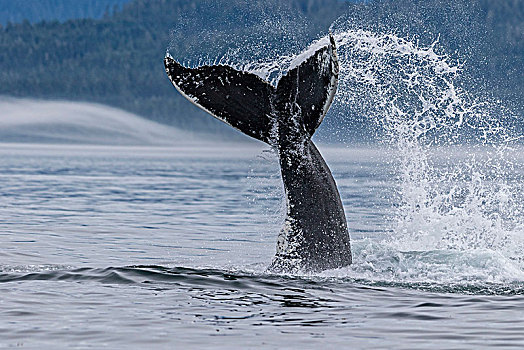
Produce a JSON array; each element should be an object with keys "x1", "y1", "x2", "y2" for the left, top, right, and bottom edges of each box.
[{"x1": 0, "y1": 98, "x2": 196, "y2": 145}]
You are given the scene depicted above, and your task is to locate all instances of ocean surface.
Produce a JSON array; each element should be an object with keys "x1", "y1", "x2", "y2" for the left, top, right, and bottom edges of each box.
[{"x1": 1, "y1": 142, "x2": 523, "y2": 349}]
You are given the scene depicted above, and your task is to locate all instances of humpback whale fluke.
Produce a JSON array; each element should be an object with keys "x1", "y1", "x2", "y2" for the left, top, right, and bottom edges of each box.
[{"x1": 164, "y1": 34, "x2": 352, "y2": 272}]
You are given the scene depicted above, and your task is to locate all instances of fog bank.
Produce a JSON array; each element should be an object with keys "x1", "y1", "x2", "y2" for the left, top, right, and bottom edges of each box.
[{"x1": 0, "y1": 98, "x2": 193, "y2": 145}]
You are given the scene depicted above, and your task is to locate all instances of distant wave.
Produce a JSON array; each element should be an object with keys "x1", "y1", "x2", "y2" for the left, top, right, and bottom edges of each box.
[{"x1": 0, "y1": 97, "x2": 194, "y2": 145}]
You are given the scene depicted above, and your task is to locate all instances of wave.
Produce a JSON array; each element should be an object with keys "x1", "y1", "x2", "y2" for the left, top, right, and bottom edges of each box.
[{"x1": 2, "y1": 263, "x2": 524, "y2": 296}]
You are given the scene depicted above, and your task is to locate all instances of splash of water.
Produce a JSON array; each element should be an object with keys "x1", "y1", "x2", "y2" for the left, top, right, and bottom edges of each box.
[
  {"x1": 330, "y1": 28, "x2": 524, "y2": 283},
  {"x1": 177, "y1": 18, "x2": 524, "y2": 284},
  {"x1": 238, "y1": 28, "x2": 523, "y2": 284}
]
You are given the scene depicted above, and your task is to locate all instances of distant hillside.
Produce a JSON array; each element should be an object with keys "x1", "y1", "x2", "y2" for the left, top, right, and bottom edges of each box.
[
  {"x1": 0, "y1": 0, "x2": 522, "y2": 141},
  {"x1": 0, "y1": 0, "x2": 131, "y2": 25},
  {"x1": 0, "y1": 0, "x2": 351, "y2": 136}
]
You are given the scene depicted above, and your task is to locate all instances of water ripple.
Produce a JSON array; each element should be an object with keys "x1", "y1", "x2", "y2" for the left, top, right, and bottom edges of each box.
[{"x1": 2, "y1": 265, "x2": 524, "y2": 297}]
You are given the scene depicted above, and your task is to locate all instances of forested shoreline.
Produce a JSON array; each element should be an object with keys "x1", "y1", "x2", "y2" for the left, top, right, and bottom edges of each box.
[
  {"x1": 0, "y1": 0, "x2": 522, "y2": 139},
  {"x1": 0, "y1": 0, "x2": 131, "y2": 26}
]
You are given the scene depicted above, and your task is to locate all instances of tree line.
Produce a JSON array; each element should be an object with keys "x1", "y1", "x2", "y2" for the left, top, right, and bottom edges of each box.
[{"x1": 0, "y1": 0, "x2": 522, "y2": 140}]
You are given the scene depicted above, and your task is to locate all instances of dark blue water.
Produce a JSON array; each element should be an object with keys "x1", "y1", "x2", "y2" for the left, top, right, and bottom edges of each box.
[{"x1": 1, "y1": 143, "x2": 524, "y2": 349}]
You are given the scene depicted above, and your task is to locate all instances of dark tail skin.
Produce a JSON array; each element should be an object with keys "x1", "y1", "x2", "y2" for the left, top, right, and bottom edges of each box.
[{"x1": 164, "y1": 34, "x2": 352, "y2": 272}]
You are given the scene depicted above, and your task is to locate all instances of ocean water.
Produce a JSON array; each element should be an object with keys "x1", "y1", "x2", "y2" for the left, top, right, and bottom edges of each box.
[{"x1": 1, "y1": 142, "x2": 523, "y2": 349}]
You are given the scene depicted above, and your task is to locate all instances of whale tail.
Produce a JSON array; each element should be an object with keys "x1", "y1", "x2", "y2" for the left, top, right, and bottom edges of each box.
[
  {"x1": 164, "y1": 34, "x2": 338, "y2": 145},
  {"x1": 164, "y1": 34, "x2": 351, "y2": 272}
]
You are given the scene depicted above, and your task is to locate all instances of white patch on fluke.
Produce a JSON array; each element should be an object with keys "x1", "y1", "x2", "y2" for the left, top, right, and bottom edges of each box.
[{"x1": 288, "y1": 36, "x2": 331, "y2": 71}]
